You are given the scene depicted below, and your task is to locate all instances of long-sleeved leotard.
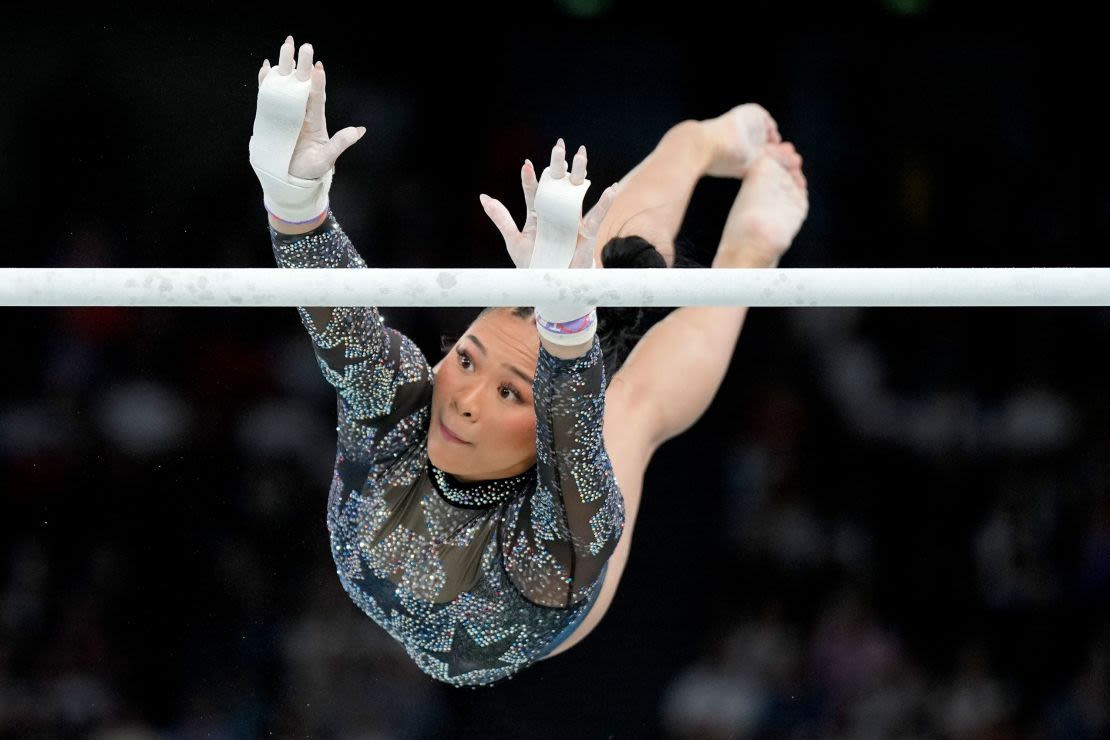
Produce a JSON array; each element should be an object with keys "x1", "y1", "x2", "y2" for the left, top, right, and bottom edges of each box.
[{"x1": 269, "y1": 211, "x2": 625, "y2": 687}]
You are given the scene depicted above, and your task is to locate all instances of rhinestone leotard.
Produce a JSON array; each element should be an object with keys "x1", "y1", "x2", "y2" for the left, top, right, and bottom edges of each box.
[{"x1": 269, "y1": 211, "x2": 625, "y2": 687}]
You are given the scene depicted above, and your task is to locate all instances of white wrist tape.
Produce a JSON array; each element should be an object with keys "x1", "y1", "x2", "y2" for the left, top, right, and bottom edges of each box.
[
  {"x1": 248, "y1": 72, "x2": 333, "y2": 223},
  {"x1": 535, "y1": 306, "x2": 598, "y2": 346}
]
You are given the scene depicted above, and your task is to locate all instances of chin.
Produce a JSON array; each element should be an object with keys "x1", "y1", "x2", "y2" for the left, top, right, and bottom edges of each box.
[
  {"x1": 427, "y1": 440, "x2": 465, "y2": 477},
  {"x1": 427, "y1": 439, "x2": 444, "y2": 469}
]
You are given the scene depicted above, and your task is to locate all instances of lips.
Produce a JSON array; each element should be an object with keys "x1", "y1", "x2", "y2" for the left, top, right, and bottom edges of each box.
[{"x1": 439, "y1": 419, "x2": 470, "y2": 445}]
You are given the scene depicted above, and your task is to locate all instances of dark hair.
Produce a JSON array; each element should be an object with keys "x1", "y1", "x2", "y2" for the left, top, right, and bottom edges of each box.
[
  {"x1": 441, "y1": 235, "x2": 683, "y2": 380},
  {"x1": 592, "y1": 235, "x2": 668, "y2": 378}
]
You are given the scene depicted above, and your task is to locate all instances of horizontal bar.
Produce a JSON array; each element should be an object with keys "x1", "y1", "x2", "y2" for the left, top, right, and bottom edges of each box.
[{"x1": 0, "y1": 268, "x2": 1108, "y2": 307}]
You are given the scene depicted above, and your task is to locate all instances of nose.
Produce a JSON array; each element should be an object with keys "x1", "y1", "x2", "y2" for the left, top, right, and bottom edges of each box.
[{"x1": 451, "y1": 378, "x2": 482, "y2": 420}]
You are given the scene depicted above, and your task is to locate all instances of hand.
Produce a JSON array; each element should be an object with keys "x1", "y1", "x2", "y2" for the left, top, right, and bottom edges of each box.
[
  {"x1": 705, "y1": 103, "x2": 782, "y2": 179},
  {"x1": 480, "y1": 139, "x2": 619, "y2": 269},
  {"x1": 256, "y1": 37, "x2": 365, "y2": 180}
]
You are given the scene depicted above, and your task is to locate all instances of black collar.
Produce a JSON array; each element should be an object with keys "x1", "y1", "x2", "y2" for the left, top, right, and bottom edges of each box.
[{"x1": 428, "y1": 462, "x2": 536, "y2": 509}]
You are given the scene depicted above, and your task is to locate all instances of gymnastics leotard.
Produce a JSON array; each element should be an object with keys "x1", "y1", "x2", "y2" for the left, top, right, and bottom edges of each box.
[{"x1": 269, "y1": 210, "x2": 624, "y2": 687}]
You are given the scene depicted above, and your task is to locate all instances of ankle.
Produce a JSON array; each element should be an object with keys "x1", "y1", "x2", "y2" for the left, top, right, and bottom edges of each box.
[{"x1": 660, "y1": 120, "x2": 716, "y2": 171}]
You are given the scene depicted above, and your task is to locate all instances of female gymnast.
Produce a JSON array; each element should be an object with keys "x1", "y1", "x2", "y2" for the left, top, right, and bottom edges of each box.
[{"x1": 249, "y1": 36, "x2": 808, "y2": 687}]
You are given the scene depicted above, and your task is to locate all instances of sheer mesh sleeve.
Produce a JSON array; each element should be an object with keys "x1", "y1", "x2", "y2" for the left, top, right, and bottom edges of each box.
[
  {"x1": 269, "y1": 211, "x2": 433, "y2": 467},
  {"x1": 499, "y1": 338, "x2": 625, "y2": 608}
]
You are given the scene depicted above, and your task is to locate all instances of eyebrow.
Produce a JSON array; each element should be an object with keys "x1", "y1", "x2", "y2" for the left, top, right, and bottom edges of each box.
[{"x1": 464, "y1": 334, "x2": 534, "y2": 385}]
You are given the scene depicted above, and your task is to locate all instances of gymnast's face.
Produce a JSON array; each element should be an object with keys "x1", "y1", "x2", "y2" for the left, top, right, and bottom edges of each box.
[{"x1": 429, "y1": 309, "x2": 539, "y2": 481}]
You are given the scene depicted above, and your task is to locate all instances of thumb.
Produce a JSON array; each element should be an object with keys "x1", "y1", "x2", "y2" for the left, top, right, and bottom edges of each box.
[
  {"x1": 479, "y1": 194, "x2": 520, "y2": 244},
  {"x1": 321, "y1": 126, "x2": 367, "y2": 167},
  {"x1": 582, "y1": 182, "x2": 619, "y2": 240}
]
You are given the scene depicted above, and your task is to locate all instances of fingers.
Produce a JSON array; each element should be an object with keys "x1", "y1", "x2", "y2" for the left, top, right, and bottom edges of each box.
[
  {"x1": 569, "y1": 145, "x2": 587, "y2": 186},
  {"x1": 277, "y1": 36, "x2": 295, "y2": 75},
  {"x1": 258, "y1": 59, "x2": 270, "y2": 87},
  {"x1": 320, "y1": 125, "x2": 367, "y2": 167},
  {"x1": 273, "y1": 36, "x2": 314, "y2": 81},
  {"x1": 582, "y1": 183, "x2": 620, "y2": 240},
  {"x1": 521, "y1": 160, "x2": 539, "y2": 235},
  {"x1": 521, "y1": 159, "x2": 538, "y2": 212},
  {"x1": 478, "y1": 194, "x2": 520, "y2": 243},
  {"x1": 305, "y1": 62, "x2": 326, "y2": 130},
  {"x1": 573, "y1": 183, "x2": 617, "y2": 270},
  {"x1": 549, "y1": 138, "x2": 568, "y2": 179},
  {"x1": 546, "y1": 139, "x2": 590, "y2": 183},
  {"x1": 296, "y1": 43, "x2": 315, "y2": 82}
]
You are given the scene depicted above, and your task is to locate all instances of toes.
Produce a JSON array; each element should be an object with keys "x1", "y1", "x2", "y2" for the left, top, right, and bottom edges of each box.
[{"x1": 769, "y1": 142, "x2": 803, "y2": 171}]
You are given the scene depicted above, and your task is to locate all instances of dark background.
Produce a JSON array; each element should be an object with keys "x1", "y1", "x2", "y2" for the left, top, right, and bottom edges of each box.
[{"x1": 2, "y1": 2, "x2": 1109, "y2": 738}]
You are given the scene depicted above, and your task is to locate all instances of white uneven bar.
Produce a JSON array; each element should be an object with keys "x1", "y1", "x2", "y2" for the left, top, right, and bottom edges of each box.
[{"x1": 0, "y1": 268, "x2": 1108, "y2": 307}]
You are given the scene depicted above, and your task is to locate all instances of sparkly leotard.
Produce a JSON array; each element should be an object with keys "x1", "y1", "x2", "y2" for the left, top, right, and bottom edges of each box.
[{"x1": 270, "y1": 211, "x2": 625, "y2": 687}]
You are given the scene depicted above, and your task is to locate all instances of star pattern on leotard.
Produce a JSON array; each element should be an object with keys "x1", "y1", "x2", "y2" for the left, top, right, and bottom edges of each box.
[
  {"x1": 272, "y1": 219, "x2": 624, "y2": 686},
  {"x1": 421, "y1": 621, "x2": 525, "y2": 679},
  {"x1": 361, "y1": 570, "x2": 411, "y2": 621}
]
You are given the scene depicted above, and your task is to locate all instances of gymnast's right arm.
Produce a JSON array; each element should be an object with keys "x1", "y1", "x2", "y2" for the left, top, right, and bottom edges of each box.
[{"x1": 250, "y1": 37, "x2": 432, "y2": 463}]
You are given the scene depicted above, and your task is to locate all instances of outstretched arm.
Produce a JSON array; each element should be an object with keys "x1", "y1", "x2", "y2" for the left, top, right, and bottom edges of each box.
[
  {"x1": 611, "y1": 143, "x2": 809, "y2": 452},
  {"x1": 479, "y1": 142, "x2": 624, "y2": 607},
  {"x1": 253, "y1": 38, "x2": 431, "y2": 469}
]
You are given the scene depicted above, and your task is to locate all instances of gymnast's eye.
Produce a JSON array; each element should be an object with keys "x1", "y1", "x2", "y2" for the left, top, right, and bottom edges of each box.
[
  {"x1": 499, "y1": 384, "x2": 523, "y2": 402},
  {"x1": 455, "y1": 348, "x2": 472, "y2": 369}
]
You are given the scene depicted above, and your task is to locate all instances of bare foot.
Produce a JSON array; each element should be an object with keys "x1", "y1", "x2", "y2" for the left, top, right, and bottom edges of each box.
[
  {"x1": 704, "y1": 104, "x2": 782, "y2": 179},
  {"x1": 717, "y1": 142, "x2": 809, "y2": 266}
]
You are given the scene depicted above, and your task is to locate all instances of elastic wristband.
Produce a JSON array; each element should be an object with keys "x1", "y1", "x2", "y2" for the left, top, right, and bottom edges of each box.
[
  {"x1": 265, "y1": 199, "x2": 329, "y2": 225},
  {"x1": 536, "y1": 309, "x2": 598, "y2": 346}
]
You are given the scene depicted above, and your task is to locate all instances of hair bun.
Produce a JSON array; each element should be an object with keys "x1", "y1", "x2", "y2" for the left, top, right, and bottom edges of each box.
[
  {"x1": 596, "y1": 235, "x2": 668, "y2": 379},
  {"x1": 601, "y1": 235, "x2": 667, "y2": 269}
]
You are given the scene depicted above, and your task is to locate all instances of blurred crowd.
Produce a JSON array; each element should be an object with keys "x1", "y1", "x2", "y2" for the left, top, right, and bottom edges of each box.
[{"x1": 658, "y1": 306, "x2": 1110, "y2": 739}]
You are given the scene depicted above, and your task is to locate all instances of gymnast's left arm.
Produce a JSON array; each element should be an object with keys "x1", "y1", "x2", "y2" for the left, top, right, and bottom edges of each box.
[
  {"x1": 485, "y1": 141, "x2": 624, "y2": 607},
  {"x1": 499, "y1": 335, "x2": 625, "y2": 609}
]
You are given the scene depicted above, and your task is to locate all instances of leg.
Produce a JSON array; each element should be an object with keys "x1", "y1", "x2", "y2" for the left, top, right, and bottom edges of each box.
[
  {"x1": 542, "y1": 145, "x2": 809, "y2": 660},
  {"x1": 595, "y1": 104, "x2": 780, "y2": 265},
  {"x1": 543, "y1": 142, "x2": 809, "y2": 662}
]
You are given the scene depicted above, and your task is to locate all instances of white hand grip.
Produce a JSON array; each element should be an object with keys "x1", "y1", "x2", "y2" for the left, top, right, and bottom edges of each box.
[
  {"x1": 529, "y1": 168, "x2": 590, "y2": 269},
  {"x1": 249, "y1": 72, "x2": 312, "y2": 177},
  {"x1": 249, "y1": 72, "x2": 332, "y2": 223}
]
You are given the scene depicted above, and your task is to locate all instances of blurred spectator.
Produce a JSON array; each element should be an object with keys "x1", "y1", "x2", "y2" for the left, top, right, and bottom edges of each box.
[
  {"x1": 929, "y1": 642, "x2": 1014, "y2": 739},
  {"x1": 278, "y1": 569, "x2": 446, "y2": 738},
  {"x1": 809, "y1": 584, "x2": 905, "y2": 721},
  {"x1": 1038, "y1": 632, "x2": 1109, "y2": 740}
]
